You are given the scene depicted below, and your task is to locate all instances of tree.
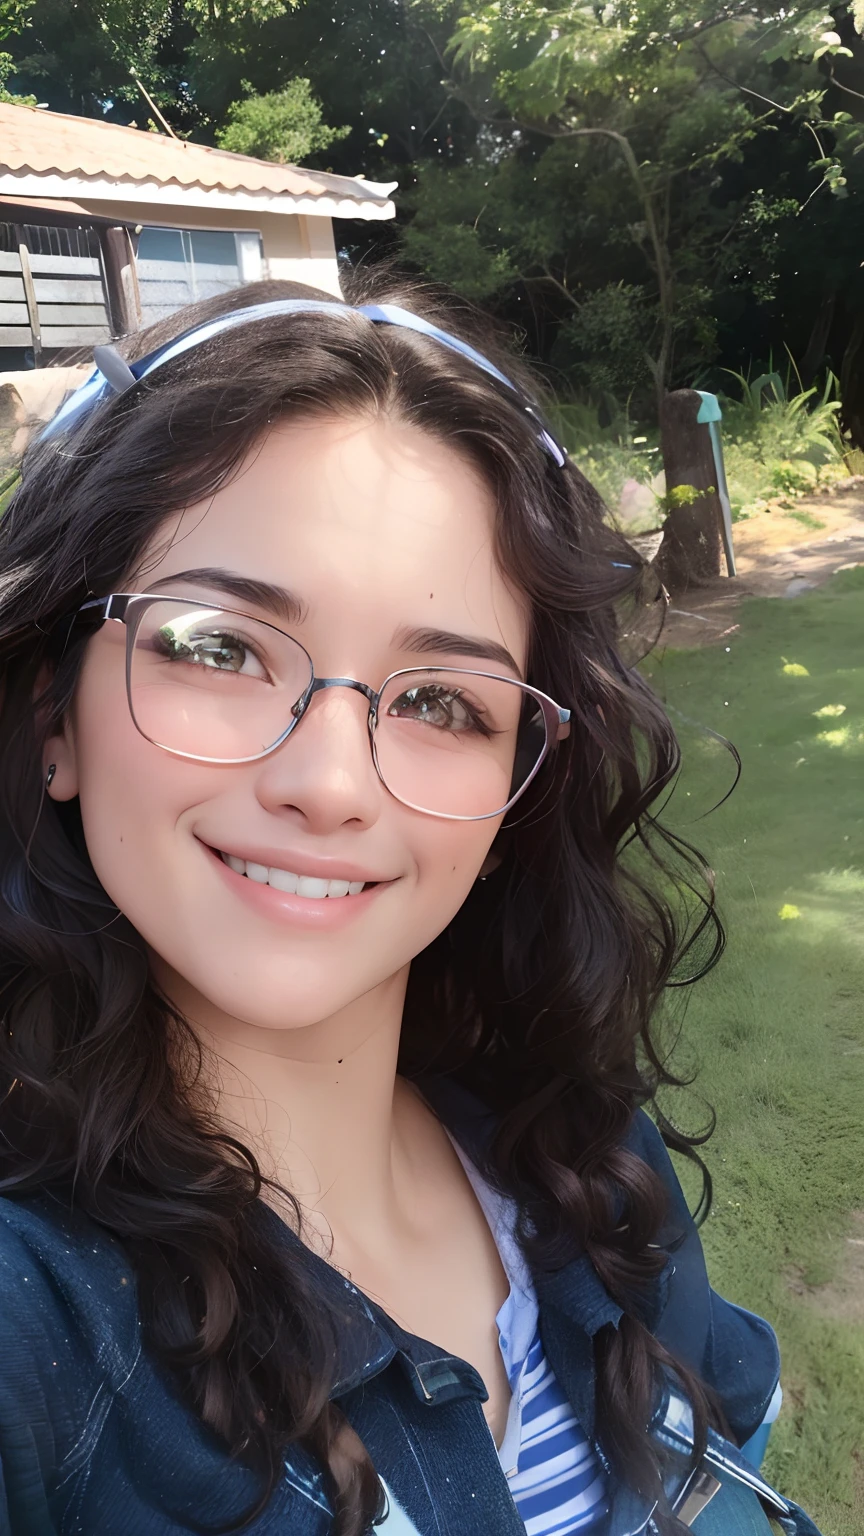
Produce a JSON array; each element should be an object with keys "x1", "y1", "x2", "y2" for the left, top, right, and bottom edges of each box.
[
  {"x1": 0, "y1": 0, "x2": 36, "y2": 100},
  {"x1": 0, "y1": 48, "x2": 36, "y2": 101},
  {"x1": 215, "y1": 78, "x2": 348, "y2": 163},
  {"x1": 403, "y1": 0, "x2": 864, "y2": 415}
]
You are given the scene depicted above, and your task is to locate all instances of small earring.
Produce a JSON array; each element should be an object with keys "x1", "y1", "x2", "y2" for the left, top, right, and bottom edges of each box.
[{"x1": 45, "y1": 764, "x2": 56, "y2": 789}]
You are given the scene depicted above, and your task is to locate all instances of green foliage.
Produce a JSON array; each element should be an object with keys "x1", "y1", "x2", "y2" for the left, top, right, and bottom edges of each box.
[
  {"x1": 402, "y1": 0, "x2": 864, "y2": 411},
  {"x1": 0, "y1": 0, "x2": 33, "y2": 44},
  {"x1": 718, "y1": 366, "x2": 848, "y2": 515},
  {"x1": 399, "y1": 163, "x2": 517, "y2": 299},
  {"x1": 771, "y1": 459, "x2": 820, "y2": 496},
  {"x1": 658, "y1": 482, "x2": 716, "y2": 514},
  {"x1": 0, "y1": 46, "x2": 36, "y2": 100},
  {"x1": 215, "y1": 77, "x2": 348, "y2": 163},
  {"x1": 552, "y1": 284, "x2": 656, "y2": 401}
]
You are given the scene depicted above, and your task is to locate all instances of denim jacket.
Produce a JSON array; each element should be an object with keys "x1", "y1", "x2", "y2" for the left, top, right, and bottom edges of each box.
[{"x1": 0, "y1": 1078, "x2": 822, "y2": 1536}]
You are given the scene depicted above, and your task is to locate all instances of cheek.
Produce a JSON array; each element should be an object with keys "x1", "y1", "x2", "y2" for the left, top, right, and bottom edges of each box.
[
  {"x1": 72, "y1": 664, "x2": 195, "y2": 900},
  {"x1": 412, "y1": 822, "x2": 496, "y2": 908}
]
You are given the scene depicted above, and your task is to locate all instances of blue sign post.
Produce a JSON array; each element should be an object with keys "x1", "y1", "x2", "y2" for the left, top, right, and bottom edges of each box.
[{"x1": 695, "y1": 390, "x2": 736, "y2": 577}]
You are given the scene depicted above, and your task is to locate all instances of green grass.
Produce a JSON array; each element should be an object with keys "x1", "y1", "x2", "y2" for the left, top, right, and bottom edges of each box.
[{"x1": 644, "y1": 567, "x2": 864, "y2": 1534}]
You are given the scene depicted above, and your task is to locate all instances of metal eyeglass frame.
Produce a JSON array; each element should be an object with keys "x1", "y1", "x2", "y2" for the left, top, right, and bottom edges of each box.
[{"x1": 76, "y1": 593, "x2": 572, "y2": 822}]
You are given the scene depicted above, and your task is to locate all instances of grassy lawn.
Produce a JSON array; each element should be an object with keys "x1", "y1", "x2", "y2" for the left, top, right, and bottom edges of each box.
[{"x1": 644, "y1": 567, "x2": 864, "y2": 1535}]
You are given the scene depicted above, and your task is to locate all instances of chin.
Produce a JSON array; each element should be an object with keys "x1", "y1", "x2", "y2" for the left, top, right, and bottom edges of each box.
[{"x1": 176, "y1": 960, "x2": 390, "y2": 1036}]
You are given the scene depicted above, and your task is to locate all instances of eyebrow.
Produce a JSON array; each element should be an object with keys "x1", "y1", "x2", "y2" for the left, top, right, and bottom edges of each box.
[
  {"x1": 145, "y1": 569, "x2": 522, "y2": 676},
  {"x1": 147, "y1": 568, "x2": 306, "y2": 626},
  {"x1": 394, "y1": 625, "x2": 523, "y2": 677}
]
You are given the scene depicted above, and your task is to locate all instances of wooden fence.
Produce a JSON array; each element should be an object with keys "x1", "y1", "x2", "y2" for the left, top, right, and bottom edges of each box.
[{"x1": 0, "y1": 247, "x2": 111, "y2": 356}]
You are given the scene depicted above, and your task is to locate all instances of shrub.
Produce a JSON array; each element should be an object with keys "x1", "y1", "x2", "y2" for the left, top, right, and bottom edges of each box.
[{"x1": 770, "y1": 459, "x2": 819, "y2": 496}]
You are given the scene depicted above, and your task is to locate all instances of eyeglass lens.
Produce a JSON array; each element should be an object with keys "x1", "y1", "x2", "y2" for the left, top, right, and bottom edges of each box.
[{"x1": 127, "y1": 599, "x2": 549, "y2": 818}]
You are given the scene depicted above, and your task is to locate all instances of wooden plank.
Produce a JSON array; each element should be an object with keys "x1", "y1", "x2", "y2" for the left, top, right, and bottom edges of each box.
[
  {"x1": 15, "y1": 235, "x2": 42, "y2": 362},
  {"x1": 98, "y1": 225, "x2": 140, "y2": 335},
  {"x1": 40, "y1": 323, "x2": 111, "y2": 346},
  {"x1": 0, "y1": 277, "x2": 25, "y2": 301},
  {"x1": 0, "y1": 326, "x2": 32, "y2": 345},
  {"x1": 32, "y1": 277, "x2": 104, "y2": 303},
  {"x1": 26, "y1": 254, "x2": 101, "y2": 276},
  {"x1": 0, "y1": 303, "x2": 29, "y2": 324},
  {"x1": 0, "y1": 253, "x2": 22, "y2": 273},
  {"x1": 38, "y1": 304, "x2": 109, "y2": 327}
]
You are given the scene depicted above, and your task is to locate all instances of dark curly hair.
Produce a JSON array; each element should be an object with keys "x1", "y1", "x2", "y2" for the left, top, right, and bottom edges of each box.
[{"x1": 0, "y1": 267, "x2": 724, "y2": 1535}]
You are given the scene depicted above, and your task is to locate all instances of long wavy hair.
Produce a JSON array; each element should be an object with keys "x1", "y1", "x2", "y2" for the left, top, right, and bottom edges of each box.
[{"x1": 0, "y1": 269, "x2": 724, "y2": 1534}]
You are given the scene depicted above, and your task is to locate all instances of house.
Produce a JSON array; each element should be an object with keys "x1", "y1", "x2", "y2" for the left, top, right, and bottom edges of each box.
[{"x1": 0, "y1": 100, "x2": 396, "y2": 402}]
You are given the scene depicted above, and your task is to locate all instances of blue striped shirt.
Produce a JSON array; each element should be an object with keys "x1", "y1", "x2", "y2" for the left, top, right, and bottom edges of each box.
[
  {"x1": 505, "y1": 1330, "x2": 607, "y2": 1533},
  {"x1": 447, "y1": 1137, "x2": 608, "y2": 1536}
]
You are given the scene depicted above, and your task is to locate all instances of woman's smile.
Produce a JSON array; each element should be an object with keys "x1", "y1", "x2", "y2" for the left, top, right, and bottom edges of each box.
[{"x1": 201, "y1": 838, "x2": 397, "y2": 929}]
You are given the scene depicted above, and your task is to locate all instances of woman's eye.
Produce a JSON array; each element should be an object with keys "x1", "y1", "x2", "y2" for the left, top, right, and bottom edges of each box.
[
  {"x1": 157, "y1": 628, "x2": 268, "y2": 678},
  {"x1": 387, "y1": 685, "x2": 484, "y2": 733}
]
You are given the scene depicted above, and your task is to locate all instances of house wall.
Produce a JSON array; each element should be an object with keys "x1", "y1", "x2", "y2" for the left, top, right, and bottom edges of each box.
[
  {"x1": 266, "y1": 215, "x2": 341, "y2": 297},
  {"x1": 71, "y1": 198, "x2": 343, "y2": 297}
]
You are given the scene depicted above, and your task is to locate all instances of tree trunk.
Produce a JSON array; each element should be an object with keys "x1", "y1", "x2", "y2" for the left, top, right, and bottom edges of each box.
[
  {"x1": 655, "y1": 389, "x2": 723, "y2": 592},
  {"x1": 800, "y1": 292, "x2": 835, "y2": 386}
]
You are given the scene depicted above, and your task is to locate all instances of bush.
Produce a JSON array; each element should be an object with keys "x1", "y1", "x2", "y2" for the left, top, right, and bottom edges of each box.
[
  {"x1": 770, "y1": 459, "x2": 819, "y2": 496},
  {"x1": 719, "y1": 366, "x2": 849, "y2": 517},
  {"x1": 549, "y1": 363, "x2": 854, "y2": 530}
]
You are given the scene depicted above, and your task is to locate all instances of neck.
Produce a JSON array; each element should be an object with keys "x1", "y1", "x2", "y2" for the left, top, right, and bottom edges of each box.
[{"x1": 159, "y1": 963, "x2": 415, "y2": 1243}]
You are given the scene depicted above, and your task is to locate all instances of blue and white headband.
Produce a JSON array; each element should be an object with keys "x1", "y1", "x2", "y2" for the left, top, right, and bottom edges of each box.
[{"x1": 40, "y1": 298, "x2": 567, "y2": 467}]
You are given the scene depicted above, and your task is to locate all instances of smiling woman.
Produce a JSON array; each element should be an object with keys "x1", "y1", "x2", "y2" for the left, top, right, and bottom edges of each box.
[{"x1": 0, "y1": 273, "x2": 820, "y2": 1536}]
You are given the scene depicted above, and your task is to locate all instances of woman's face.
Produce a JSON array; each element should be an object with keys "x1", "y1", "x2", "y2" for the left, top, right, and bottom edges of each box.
[{"x1": 47, "y1": 414, "x2": 529, "y2": 1031}]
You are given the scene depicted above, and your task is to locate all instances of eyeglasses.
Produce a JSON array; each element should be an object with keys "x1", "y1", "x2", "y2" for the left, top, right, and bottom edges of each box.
[{"x1": 76, "y1": 594, "x2": 571, "y2": 821}]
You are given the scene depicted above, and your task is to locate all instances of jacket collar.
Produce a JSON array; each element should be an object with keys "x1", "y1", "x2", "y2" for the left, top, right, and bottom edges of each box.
[{"x1": 416, "y1": 1073, "x2": 670, "y2": 1334}]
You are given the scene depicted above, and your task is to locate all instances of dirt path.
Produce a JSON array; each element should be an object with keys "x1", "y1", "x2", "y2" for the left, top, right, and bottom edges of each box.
[{"x1": 660, "y1": 488, "x2": 864, "y2": 648}]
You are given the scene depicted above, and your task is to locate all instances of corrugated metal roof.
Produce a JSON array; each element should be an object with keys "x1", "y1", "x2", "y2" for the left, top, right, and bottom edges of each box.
[{"x1": 0, "y1": 102, "x2": 395, "y2": 209}]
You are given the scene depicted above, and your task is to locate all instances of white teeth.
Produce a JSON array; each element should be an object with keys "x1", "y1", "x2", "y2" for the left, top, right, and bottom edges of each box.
[
  {"x1": 268, "y1": 867, "x2": 298, "y2": 894},
  {"x1": 220, "y1": 851, "x2": 367, "y2": 899}
]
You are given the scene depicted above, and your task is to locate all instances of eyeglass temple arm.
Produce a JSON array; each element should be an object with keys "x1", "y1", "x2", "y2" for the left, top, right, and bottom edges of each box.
[
  {"x1": 557, "y1": 708, "x2": 571, "y2": 741},
  {"x1": 77, "y1": 595, "x2": 131, "y2": 622}
]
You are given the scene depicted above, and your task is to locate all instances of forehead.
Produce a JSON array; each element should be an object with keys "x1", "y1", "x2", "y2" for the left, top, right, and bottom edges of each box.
[{"x1": 138, "y1": 413, "x2": 529, "y2": 663}]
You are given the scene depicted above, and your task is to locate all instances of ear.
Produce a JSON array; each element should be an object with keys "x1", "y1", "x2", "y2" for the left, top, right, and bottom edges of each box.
[
  {"x1": 43, "y1": 717, "x2": 80, "y2": 802},
  {"x1": 478, "y1": 846, "x2": 504, "y2": 879},
  {"x1": 36, "y1": 664, "x2": 80, "y2": 803}
]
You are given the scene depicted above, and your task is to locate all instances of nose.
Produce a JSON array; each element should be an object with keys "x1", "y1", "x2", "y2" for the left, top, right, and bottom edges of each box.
[{"x1": 254, "y1": 682, "x2": 385, "y2": 833}]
